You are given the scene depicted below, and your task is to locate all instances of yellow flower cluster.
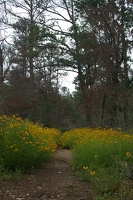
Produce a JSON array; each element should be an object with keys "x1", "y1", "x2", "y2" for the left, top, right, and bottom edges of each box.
[
  {"x1": 83, "y1": 166, "x2": 96, "y2": 175},
  {"x1": 60, "y1": 127, "x2": 133, "y2": 148},
  {"x1": 0, "y1": 115, "x2": 61, "y2": 155}
]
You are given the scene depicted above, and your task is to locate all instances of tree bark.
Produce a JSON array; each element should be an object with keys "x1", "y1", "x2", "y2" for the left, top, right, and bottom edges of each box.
[
  {"x1": 0, "y1": 46, "x2": 4, "y2": 115},
  {"x1": 77, "y1": 64, "x2": 92, "y2": 127}
]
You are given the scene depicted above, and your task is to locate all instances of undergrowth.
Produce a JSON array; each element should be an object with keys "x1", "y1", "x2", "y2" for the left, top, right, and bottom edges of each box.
[
  {"x1": 0, "y1": 116, "x2": 133, "y2": 199},
  {"x1": 61, "y1": 128, "x2": 133, "y2": 199}
]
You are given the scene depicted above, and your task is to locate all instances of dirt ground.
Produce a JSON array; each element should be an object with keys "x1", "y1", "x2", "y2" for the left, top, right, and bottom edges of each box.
[{"x1": 0, "y1": 149, "x2": 92, "y2": 200}]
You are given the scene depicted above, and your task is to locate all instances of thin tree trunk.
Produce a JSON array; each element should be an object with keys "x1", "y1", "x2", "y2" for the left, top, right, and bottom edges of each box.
[
  {"x1": 99, "y1": 93, "x2": 106, "y2": 127},
  {"x1": 0, "y1": 46, "x2": 4, "y2": 115}
]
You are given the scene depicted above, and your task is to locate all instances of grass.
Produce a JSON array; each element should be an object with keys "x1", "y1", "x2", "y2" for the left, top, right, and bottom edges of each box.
[
  {"x1": 60, "y1": 128, "x2": 133, "y2": 199},
  {"x1": 0, "y1": 116, "x2": 133, "y2": 199}
]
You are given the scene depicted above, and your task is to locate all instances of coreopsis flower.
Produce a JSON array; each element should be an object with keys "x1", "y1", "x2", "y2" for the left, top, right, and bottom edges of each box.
[
  {"x1": 126, "y1": 152, "x2": 131, "y2": 157},
  {"x1": 91, "y1": 171, "x2": 96, "y2": 175},
  {"x1": 83, "y1": 166, "x2": 88, "y2": 170}
]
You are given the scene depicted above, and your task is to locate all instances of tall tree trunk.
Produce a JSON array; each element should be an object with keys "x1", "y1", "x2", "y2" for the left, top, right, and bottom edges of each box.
[
  {"x1": 77, "y1": 64, "x2": 92, "y2": 127},
  {"x1": 121, "y1": 13, "x2": 129, "y2": 129},
  {"x1": 72, "y1": 18, "x2": 93, "y2": 127},
  {"x1": 29, "y1": 56, "x2": 34, "y2": 81},
  {"x1": 0, "y1": 46, "x2": 4, "y2": 115},
  {"x1": 29, "y1": 0, "x2": 34, "y2": 82},
  {"x1": 99, "y1": 93, "x2": 106, "y2": 127}
]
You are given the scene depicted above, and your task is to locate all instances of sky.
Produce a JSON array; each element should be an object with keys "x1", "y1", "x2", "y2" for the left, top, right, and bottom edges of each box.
[
  {"x1": 60, "y1": 71, "x2": 77, "y2": 93},
  {"x1": 0, "y1": 2, "x2": 77, "y2": 93}
]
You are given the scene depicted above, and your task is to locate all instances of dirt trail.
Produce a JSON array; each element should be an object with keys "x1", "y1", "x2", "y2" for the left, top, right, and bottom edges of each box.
[{"x1": 0, "y1": 149, "x2": 92, "y2": 200}]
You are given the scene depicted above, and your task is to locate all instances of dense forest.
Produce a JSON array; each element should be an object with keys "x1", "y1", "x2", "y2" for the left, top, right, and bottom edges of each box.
[{"x1": 0, "y1": 0, "x2": 133, "y2": 130}]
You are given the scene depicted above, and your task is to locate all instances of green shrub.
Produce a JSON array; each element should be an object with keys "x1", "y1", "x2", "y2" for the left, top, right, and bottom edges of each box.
[{"x1": 0, "y1": 115, "x2": 60, "y2": 170}]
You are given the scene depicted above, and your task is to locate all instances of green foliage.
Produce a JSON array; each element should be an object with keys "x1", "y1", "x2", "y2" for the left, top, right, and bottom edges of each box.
[
  {"x1": 60, "y1": 127, "x2": 71, "y2": 133},
  {"x1": 60, "y1": 128, "x2": 82, "y2": 149},
  {"x1": 61, "y1": 128, "x2": 133, "y2": 198},
  {"x1": 0, "y1": 115, "x2": 60, "y2": 171},
  {"x1": 75, "y1": 0, "x2": 107, "y2": 10},
  {"x1": 73, "y1": 140, "x2": 133, "y2": 198}
]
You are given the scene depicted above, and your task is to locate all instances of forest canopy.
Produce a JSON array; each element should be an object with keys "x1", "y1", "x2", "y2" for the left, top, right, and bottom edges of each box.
[{"x1": 0, "y1": 0, "x2": 133, "y2": 130}]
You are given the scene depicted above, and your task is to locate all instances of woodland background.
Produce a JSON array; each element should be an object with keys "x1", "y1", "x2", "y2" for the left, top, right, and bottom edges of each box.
[{"x1": 0, "y1": 0, "x2": 133, "y2": 130}]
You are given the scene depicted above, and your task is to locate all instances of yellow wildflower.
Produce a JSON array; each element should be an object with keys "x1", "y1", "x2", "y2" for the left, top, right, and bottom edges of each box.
[
  {"x1": 126, "y1": 152, "x2": 131, "y2": 157},
  {"x1": 10, "y1": 124, "x2": 14, "y2": 128},
  {"x1": 14, "y1": 148, "x2": 19, "y2": 152},
  {"x1": 83, "y1": 166, "x2": 88, "y2": 170},
  {"x1": 91, "y1": 171, "x2": 96, "y2": 175}
]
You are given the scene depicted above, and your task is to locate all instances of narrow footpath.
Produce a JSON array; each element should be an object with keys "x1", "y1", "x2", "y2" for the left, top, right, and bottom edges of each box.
[{"x1": 0, "y1": 149, "x2": 92, "y2": 200}]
